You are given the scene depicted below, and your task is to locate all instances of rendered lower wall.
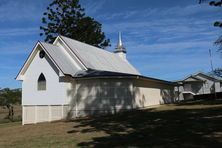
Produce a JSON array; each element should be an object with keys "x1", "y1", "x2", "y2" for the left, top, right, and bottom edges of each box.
[
  {"x1": 133, "y1": 79, "x2": 174, "y2": 108},
  {"x1": 23, "y1": 106, "x2": 35, "y2": 124},
  {"x1": 66, "y1": 78, "x2": 174, "y2": 119},
  {"x1": 66, "y1": 78, "x2": 134, "y2": 119},
  {"x1": 22, "y1": 105, "x2": 69, "y2": 125}
]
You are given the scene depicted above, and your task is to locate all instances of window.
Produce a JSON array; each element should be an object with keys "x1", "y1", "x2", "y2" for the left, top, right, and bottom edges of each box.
[
  {"x1": 184, "y1": 84, "x2": 191, "y2": 91},
  {"x1": 39, "y1": 50, "x2": 45, "y2": 59},
  {"x1": 38, "y1": 73, "x2": 46, "y2": 91},
  {"x1": 205, "y1": 82, "x2": 209, "y2": 88}
]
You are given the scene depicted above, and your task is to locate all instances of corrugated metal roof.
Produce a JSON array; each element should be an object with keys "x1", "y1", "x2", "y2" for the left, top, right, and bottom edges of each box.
[
  {"x1": 73, "y1": 69, "x2": 174, "y2": 84},
  {"x1": 40, "y1": 42, "x2": 80, "y2": 76},
  {"x1": 59, "y1": 36, "x2": 140, "y2": 75},
  {"x1": 16, "y1": 36, "x2": 173, "y2": 84},
  {"x1": 205, "y1": 73, "x2": 222, "y2": 81},
  {"x1": 174, "y1": 71, "x2": 222, "y2": 82}
]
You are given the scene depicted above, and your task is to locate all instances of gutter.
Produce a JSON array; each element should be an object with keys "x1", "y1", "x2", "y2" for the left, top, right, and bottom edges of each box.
[{"x1": 71, "y1": 74, "x2": 174, "y2": 85}]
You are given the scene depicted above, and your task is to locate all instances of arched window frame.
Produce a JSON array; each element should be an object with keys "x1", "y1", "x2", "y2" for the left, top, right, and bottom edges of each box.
[{"x1": 37, "y1": 73, "x2": 46, "y2": 91}]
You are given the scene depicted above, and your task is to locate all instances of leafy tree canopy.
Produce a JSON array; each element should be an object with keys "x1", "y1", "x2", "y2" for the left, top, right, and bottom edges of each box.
[
  {"x1": 0, "y1": 88, "x2": 21, "y2": 106},
  {"x1": 212, "y1": 68, "x2": 222, "y2": 77},
  {"x1": 40, "y1": 0, "x2": 110, "y2": 49},
  {"x1": 199, "y1": 0, "x2": 222, "y2": 50}
]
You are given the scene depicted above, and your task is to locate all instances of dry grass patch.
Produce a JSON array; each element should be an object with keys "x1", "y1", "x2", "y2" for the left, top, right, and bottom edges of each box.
[
  {"x1": 0, "y1": 100, "x2": 222, "y2": 147},
  {"x1": 0, "y1": 106, "x2": 22, "y2": 124}
]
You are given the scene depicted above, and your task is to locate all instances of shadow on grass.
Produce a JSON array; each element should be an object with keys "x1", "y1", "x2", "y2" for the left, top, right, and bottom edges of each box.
[
  {"x1": 176, "y1": 99, "x2": 222, "y2": 106},
  {"x1": 67, "y1": 103, "x2": 222, "y2": 147}
]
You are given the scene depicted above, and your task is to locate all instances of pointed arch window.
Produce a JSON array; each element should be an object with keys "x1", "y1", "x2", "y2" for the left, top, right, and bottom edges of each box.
[{"x1": 38, "y1": 73, "x2": 46, "y2": 91}]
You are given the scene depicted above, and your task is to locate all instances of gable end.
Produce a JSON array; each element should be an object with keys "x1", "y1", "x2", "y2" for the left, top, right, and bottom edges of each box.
[{"x1": 16, "y1": 42, "x2": 64, "y2": 81}]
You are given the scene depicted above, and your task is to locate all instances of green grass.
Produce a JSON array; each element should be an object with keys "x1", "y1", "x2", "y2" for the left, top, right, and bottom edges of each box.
[{"x1": 1, "y1": 100, "x2": 222, "y2": 147}]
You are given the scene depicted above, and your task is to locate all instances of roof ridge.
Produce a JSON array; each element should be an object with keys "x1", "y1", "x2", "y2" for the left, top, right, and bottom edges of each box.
[
  {"x1": 194, "y1": 71, "x2": 221, "y2": 80},
  {"x1": 59, "y1": 35, "x2": 135, "y2": 67},
  {"x1": 40, "y1": 42, "x2": 59, "y2": 47},
  {"x1": 59, "y1": 35, "x2": 116, "y2": 55},
  {"x1": 175, "y1": 71, "x2": 222, "y2": 82},
  {"x1": 58, "y1": 35, "x2": 140, "y2": 75}
]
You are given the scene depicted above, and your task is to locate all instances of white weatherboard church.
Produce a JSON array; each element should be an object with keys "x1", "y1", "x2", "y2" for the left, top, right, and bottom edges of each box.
[{"x1": 16, "y1": 34, "x2": 174, "y2": 125}]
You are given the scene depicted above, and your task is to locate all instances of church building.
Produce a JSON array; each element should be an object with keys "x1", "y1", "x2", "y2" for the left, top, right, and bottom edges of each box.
[{"x1": 16, "y1": 33, "x2": 174, "y2": 125}]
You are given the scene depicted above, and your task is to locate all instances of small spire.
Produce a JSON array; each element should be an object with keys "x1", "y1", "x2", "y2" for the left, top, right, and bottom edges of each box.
[
  {"x1": 118, "y1": 32, "x2": 123, "y2": 48},
  {"x1": 115, "y1": 32, "x2": 126, "y2": 53}
]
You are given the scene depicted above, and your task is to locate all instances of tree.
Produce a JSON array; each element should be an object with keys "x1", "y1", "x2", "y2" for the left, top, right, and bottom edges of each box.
[
  {"x1": 0, "y1": 88, "x2": 21, "y2": 120},
  {"x1": 213, "y1": 68, "x2": 222, "y2": 77},
  {"x1": 199, "y1": 0, "x2": 222, "y2": 50},
  {"x1": 199, "y1": 1, "x2": 222, "y2": 76},
  {"x1": 40, "y1": 0, "x2": 110, "y2": 49}
]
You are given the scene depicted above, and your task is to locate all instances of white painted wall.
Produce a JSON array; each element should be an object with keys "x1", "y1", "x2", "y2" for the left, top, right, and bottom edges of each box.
[
  {"x1": 23, "y1": 106, "x2": 35, "y2": 124},
  {"x1": 22, "y1": 76, "x2": 174, "y2": 124},
  {"x1": 22, "y1": 48, "x2": 70, "y2": 105},
  {"x1": 65, "y1": 78, "x2": 174, "y2": 118},
  {"x1": 66, "y1": 78, "x2": 134, "y2": 118},
  {"x1": 23, "y1": 105, "x2": 69, "y2": 124},
  {"x1": 133, "y1": 79, "x2": 174, "y2": 107},
  {"x1": 196, "y1": 74, "x2": 216, "y2": 94}
]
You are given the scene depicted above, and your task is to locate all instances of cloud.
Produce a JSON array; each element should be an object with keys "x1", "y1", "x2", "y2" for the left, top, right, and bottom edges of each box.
[
  {"x1": 103, "y1": 4, "x2": 220, "y2": 58},
  {"x1": 0, "y1": 27, "x2": 39, "y2": 37},
  {"x1": 0, "y1": 0, "x2": 221, "y2": 88},
  {"x1": 103, "y1": 16, "x2": 218, "y2": 35},
  {"x1": 82, "y1": 0, "x2": 108, "y2": 15},
  {"x1": 0, "y1": 40, "x2": 34, "y2": 55},
  {"x1": 0, "y1": 0, "x2": 48, "y2": 22},
  {"x1": 98, "y1": 2, "x2": 221, "y2": 47},
  {"x1": 96, "y1": 3, "x2": 221, "y2": 21},
  {"x1": 156, "y1": 3, "x2": 220, "y2": 17},
  {"x1": 127, "y1": 40, "x2": 214, "y2": 54},
  {"x1": 130, "y1": 50, "x2": 217, "y2": 81}
]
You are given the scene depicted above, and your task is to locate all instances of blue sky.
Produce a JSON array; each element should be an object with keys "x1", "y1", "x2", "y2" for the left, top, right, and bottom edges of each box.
[{"x1": 0, "y1": 0, "x2": 221, "y2": 88}]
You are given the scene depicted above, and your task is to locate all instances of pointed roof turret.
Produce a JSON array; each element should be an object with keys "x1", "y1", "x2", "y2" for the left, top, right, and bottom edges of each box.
[{"x1": 115, "y1": 32, "x2": 126, "y2": 53}]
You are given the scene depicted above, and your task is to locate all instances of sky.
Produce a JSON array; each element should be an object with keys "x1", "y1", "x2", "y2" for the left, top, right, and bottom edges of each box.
[{"x1": 0, "y1": 0, "x2": 221, "y2": 88}]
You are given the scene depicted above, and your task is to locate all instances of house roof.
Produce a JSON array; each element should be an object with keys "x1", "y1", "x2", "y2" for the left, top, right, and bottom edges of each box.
[
  {"x1": 179, "y1": 75, "x2": 204, "y2": 82},
  {"x1": 16, "y1": 35, "x2": 140, "y2": 80},
  {"x1": 17, "y1": 35, "x2": 173, "y2": 84},
  {"x1": 59, "y1": 36, "x2": 140, "y2": 75},
  {"x1": 195, "y1": 72, "x2": 222, "y2": 82},
  {"x1": 205, "y1": 72, "x2": 222, "y2": 81},
  {"x1": 175, "y1": 71, "x2": 222, "y2": 83},
  {"x1": 40, "y1": 42, "x2": 80, "y2": 76},
  {"x1": 73, "y1": 69, "x2": 173, "y2": 85}
]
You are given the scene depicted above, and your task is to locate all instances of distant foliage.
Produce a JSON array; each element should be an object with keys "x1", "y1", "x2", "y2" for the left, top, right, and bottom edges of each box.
[
  {"x1": 0, "y1": 88, "x2": 21, "y2": 106},
  {"x1": 213, "y1": 68, "x2": 222, "y2": 77},
  {"x1": 199, "y1": 0, "x2": 222, "y2": 50},
  {"x1": 0, "y1": 88, "x2": 21, "y2": 121},
  {"x1": 40, "y1": 0, "x2": 110, "y2": 49}
]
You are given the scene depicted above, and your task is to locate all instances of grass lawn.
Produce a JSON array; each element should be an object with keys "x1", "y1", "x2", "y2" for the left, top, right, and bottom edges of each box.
[{"x1": 1, "y1": 100, "x2": 222, "y2": 147}]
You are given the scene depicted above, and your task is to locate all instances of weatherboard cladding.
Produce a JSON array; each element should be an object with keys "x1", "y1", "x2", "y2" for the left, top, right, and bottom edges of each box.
[{"x1": 59, "y1": 36, "x2": 140, "y2": 75}]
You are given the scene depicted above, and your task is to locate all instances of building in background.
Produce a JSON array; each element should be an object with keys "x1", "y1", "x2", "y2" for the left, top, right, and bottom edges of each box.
[{"x1": 174, "y1": 72, "x2": 222, "y2": 101}]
